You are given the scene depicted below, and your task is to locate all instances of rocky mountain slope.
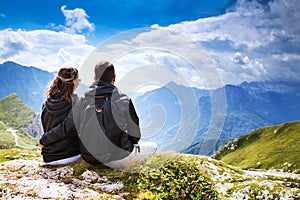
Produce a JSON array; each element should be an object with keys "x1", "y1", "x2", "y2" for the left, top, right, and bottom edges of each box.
[
  {"x1": 0, "y1": 61, "x2": 87, "y2": 113},
  {"x1": 0, "y1": 152, "x2": 299, "y2": 199},
  {"x1": 214, "y1": 120, "x2": 300, "y2": 173},
  {"x1": 0, "y1": 61, "x2": 55, "y2": 113},
  {"x1": 0, "y1": 93, "x2": 39, "y2": 148}
]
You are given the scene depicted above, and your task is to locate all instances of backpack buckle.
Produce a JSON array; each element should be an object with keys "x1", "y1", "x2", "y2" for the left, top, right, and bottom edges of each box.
[{"x1": 95, "y1": 107, "x2": 102, "y2": 113}]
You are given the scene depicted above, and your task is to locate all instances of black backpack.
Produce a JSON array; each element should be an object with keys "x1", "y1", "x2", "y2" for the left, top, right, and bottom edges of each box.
[
  {"x1": 94, "y1": 94, "x2": 123, "y2": 139},
  {"x1": 76, "y1": 89, "x2": 130, "y2": 164}
]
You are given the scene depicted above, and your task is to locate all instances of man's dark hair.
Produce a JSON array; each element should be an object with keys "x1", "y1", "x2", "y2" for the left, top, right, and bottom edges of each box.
[{"x1": 94, "y1": 61, "x2": 115, "y2": 83}]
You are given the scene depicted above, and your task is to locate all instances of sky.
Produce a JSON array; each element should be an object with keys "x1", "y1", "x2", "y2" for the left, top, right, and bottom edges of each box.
[{"x1": 1, "y1": 0, "x2": 300, "y2": 90}]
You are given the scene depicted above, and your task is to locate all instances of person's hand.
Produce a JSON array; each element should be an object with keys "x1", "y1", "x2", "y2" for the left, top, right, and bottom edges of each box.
[{"x1": 38, "y1": 140, "x2": 44, "y2": 149}]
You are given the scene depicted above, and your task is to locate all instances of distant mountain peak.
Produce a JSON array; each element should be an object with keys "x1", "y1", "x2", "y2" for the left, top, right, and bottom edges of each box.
[
  {"x1": 1, "y1": 60, "x2": 18, "y2": 65},
  {"x1": 240, "y1": 80, "x2": 300, "y2": 95},
  {"x1": 0, "y1": 61, "x2": 55, "y2": 112}
]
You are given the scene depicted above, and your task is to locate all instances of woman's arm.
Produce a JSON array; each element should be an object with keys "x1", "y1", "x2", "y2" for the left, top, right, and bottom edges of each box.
[{"x1": 39, "y1": 109, "x2": 76, "y2": 146}]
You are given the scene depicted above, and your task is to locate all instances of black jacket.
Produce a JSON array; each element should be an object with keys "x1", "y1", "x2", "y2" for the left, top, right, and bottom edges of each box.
[
  {"x1": 40, "y1": 93, "x2": 80, "y2": 163},
  {"x1": 74, "y1": 80, "x2": 141, "y2": 163}
]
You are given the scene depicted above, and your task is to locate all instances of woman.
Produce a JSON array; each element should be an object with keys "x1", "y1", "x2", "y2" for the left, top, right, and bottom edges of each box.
[{"x1": 39, "y1": 67, "x2": 81, "y2": 165}]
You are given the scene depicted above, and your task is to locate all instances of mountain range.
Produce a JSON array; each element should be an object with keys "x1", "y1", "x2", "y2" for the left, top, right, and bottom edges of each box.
[
  {"x1": 0, "y1": 61, "x2": 55, "y2": 113},
  {"x1": 0, "y1": 61, "x2": 88, "y2": 113},
  {"x1": 134, "y1": 80, "x2": 300, "y2": 155},
  {"x1": 1, "y1": 61, "x2": 300, "y2": 156}
]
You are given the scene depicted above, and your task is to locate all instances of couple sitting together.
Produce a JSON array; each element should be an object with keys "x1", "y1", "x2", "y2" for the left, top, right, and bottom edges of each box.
[{"x1": 39, "y1": 61, "x2": 157, "y2": 169}]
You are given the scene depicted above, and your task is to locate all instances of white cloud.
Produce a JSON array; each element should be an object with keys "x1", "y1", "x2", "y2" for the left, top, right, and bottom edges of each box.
[
  {"x1": 269, "y1": 0, "x2": 300, "y2": 35},
  {"x1": 2, "y1": 0, "x2": 299, "y2": 88},
  {"x1": 113, "y1": 50, "x2": 195, "y2": 88},
  {"x1": 272, "y1": 53, "x2": 300, "y2": 62},
  {"x1": 61, "y1": 5, "x2": 95, "y2": 34},
  {"x1": 0, "y1": 6, "x2": 96, "y2": 72},
  {"x1": 153, "y1": 0, "x2": 300, "y2": 85},
  {"x1": 233, "y1": 52, "x2": 247, "y2": 65},
  {"x1": 86, "y1": 28, "x2": 223, "y2": 90},
  {"x1": 36, "y1": 0, "x2": 297, "y2": 92},
  {"x1": 165, "y1": 8, "x2": 273, "y2": 50},
  {"x1": 0, "y1": 29, "x2": 94, "y2": 72}
]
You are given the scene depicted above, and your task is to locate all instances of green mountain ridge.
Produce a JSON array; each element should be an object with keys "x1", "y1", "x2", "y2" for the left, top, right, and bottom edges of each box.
[
  {"x1": 213, "y1": 120, "x2": 300, "y2": 173},
  {"x1": 0, "y1": 93, "x2": 38, "y2": 149}
]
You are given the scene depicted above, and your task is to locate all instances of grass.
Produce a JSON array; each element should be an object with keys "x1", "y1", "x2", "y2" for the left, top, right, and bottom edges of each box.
[
  {"x1": 66, "y1": 152, "x2": 220, "y2": 199},
  {"x1": 0, "y1": 121, "x2": 38, "y2": 149},
  {"x1": 16, "y1": 131, "x2": 38, "y2": 148},
  {"x1": 215, "y1": 120, "x2": 300, "y2": 173},
  {"x1": 1, "y1": 149, "x2": 299, "y2": 199},
  {"x1": 0, "y1": 93, "x2": 36, "y2": 130},
  {"x1": 0, "y1": 122, "x2": 15, "y2": 148},
  {"x1": 0, "y1": 94, "x2": 39, "y2": 150},
  {"x1": 0, "y1": 148, "x2": 41, "y2": 163}
]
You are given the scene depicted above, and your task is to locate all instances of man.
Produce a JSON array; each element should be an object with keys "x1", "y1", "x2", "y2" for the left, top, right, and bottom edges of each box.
[{"x1": 41, "y1": 61, "x2": 157, "y2": 169}]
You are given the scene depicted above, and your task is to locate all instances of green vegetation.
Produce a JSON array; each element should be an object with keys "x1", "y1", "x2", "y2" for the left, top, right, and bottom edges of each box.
[
  {"x1": 225, "y1": 180, "x2": 287, "y2": 199},
  {"x1": 0, "y1": 126, "x2": 38, "y2": 149},
  {"x1": 0, "y1": 93, "x2": 38, "y2": 149},
  {"x1": 16, "y1": 131, "x2": 38, "y2": 148},
  {"x1": 0, "y1": 122, "x2": 15, "y2": 148},
  {"x1": 129, "y1": 153, "x2": 219, "y2": 199},
  {"x1": 214, "y1": 120, "x2": 300, "y2": 173},
  {"x1": 0, "y1": 148, "x2": 40, "y2": 163},
  {"x1": 1, "y1": 150, "x2": 299, "y2": 199},
  {"x1": 68, "y1": 153, "x2": 220, "y2": 199},
  {"x1": 0, "y1": 93, "x2": 36, "y2": 130}
]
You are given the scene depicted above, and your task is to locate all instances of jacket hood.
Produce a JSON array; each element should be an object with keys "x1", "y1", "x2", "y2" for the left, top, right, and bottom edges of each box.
[
  {"x1": 84, "y1": 80, "x2": 115, "y2": 98},
  {"x1": 43, "y1": 93, "x2": 72, "y2": 117}
]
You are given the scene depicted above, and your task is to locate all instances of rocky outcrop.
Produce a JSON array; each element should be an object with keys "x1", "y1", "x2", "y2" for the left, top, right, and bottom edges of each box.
[
  {"x1": 0, "y1": 158, "x2": 127, "y2": 199},
  {"x1": 26, "y1": 113, "x2": 43, "y2": 139},
  {"x1": 0, "y1": 154, "x2": 299, "y2": 199}
]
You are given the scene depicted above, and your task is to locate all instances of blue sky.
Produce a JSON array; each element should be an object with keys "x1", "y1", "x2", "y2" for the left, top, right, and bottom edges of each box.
[
  {"x1": 1, "y1": 0, "x2": 300, "y2": 89},
  {"x1": 0, "y1": 0, "x2": 235, "y2": 43}
]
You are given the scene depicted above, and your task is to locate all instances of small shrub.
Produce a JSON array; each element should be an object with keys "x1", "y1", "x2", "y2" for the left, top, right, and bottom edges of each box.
[{"x1": 126, "y1": 153, "x2": 219, "y2": 199}]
